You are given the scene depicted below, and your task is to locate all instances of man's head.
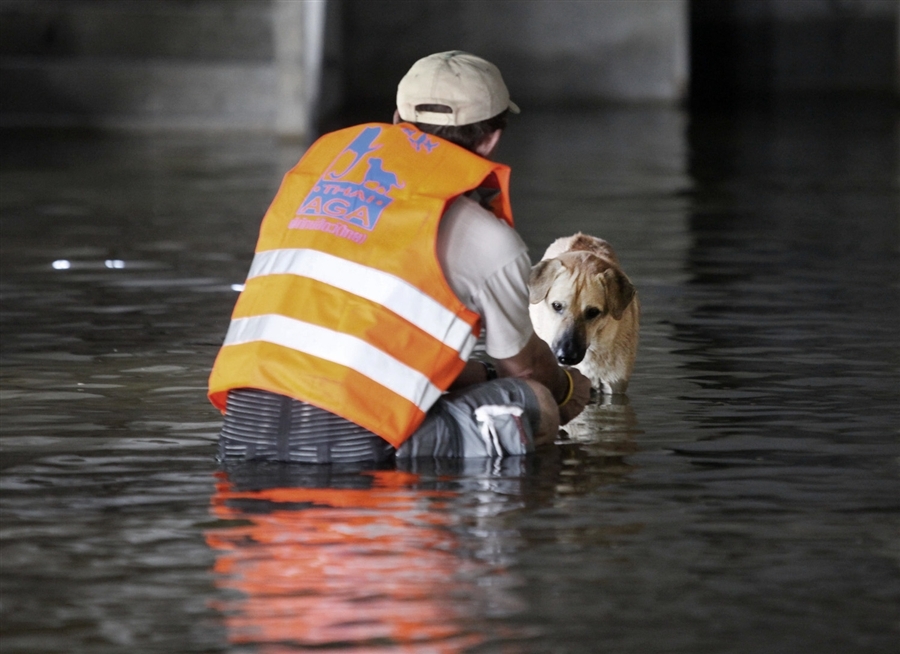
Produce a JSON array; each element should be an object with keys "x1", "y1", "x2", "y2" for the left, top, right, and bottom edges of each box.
[{"x1": 395, "y1": 51, "x2": 518, "y2": 155}]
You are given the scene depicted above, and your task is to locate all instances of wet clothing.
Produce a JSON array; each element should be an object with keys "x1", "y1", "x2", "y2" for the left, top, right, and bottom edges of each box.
[
  {"x1": 210, "y1": 122, "x2": 538, "y2": 461},
  {"x1": 219, "y1": 379, "x2": 540, "y2": 463},
  {"x1": 395, "y1": 377, "x2": 539, "y2": 458}
]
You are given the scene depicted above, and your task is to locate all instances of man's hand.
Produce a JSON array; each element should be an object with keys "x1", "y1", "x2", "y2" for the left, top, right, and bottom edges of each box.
[
  {"x1": 495, "y1": 332, "x2": 594, "y2": 426},
  {"x1": 558, "y1": 366, "x2": 591, "y2": 425}
]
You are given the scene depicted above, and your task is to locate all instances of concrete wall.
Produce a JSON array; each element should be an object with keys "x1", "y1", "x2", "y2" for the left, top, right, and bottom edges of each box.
[
  {"x1": 0, "y1": 0, "x2": 689, "y2": 134},
  {"x1": 1, "y1": 0, "x2": 896, "y2": 134},
  {"x1": 0, "y1": 0, "x2": 328, "y2": 132},
  {"x1": 339, "y1": 0, "x2": 688, "y2": 118}
]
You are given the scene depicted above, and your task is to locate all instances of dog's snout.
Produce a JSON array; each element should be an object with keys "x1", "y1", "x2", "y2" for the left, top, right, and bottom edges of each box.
[{"x1": 553, "y1": 337, "x2": 586, "y2": 366}]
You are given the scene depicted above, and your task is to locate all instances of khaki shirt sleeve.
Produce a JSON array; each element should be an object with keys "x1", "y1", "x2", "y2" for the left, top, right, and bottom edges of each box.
[
  {"x1": 437, "y1": 196, "x2": 535, "y2": 360},
  {"x1": 474, "y1": 252, "x2": 535, "y2": 359}
]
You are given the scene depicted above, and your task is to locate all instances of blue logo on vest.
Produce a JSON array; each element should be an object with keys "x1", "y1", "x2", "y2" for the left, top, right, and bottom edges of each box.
[
  {"x1": 296, "y1": 126, "x2": 405, "y2": 231},
  {"x1": 400, "y1": 125, "x2": 439, "y2": 153}
]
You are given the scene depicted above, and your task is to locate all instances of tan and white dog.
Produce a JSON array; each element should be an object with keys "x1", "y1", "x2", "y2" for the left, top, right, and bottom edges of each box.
[{"x1": 528, "y1": 233, "x2": 640, "y2": 395}]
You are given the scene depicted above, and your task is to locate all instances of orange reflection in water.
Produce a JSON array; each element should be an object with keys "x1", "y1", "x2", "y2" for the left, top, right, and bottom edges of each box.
[{"x1": 206, "y1": 467, "x2": 491, "y2": 653}]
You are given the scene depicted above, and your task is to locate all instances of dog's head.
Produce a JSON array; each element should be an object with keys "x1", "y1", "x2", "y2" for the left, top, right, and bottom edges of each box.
[{"x1": 528, "y1": 251, "x2": 635, "y2": 365}]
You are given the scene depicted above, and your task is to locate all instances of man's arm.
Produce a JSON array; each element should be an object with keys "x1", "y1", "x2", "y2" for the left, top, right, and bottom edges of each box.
[
  {"x1": 494, "y1": 332, "x2": 591, "y2": 424},
  {"x1": 447, "y1": 359, "x2": 495, "y2": 390}
]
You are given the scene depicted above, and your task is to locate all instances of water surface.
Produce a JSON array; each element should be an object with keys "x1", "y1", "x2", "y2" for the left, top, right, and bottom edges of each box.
[{"x1": 1, "y1": 100, "x2": 898, "y2": 653}]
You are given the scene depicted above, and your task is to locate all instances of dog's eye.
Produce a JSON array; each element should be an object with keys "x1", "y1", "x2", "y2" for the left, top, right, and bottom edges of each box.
[
  {"x1": 584, "y1": 307, "x2": 604, "y2": 320},
  {"x1": 551, "y1": 301, "x2": 564, "y2": 313}
]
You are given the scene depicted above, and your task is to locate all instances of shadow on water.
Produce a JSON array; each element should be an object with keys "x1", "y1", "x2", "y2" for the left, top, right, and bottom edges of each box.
[{"x1": 1, "y1": 97, "x2": 899, "y2": 653}]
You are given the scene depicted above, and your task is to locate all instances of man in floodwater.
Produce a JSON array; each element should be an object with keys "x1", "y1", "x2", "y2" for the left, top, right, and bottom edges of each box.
[{"x1": 208, "y1": 51, "x2": 590, "y2": 463}]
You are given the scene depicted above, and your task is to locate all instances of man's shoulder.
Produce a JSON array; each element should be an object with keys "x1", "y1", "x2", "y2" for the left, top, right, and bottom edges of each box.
[
  {"x1": 438, "y1": 194, "x2": 530, "y2": 300},
  {"x1": 441, "y1": 195, "x2": 525, "y2": 249}
]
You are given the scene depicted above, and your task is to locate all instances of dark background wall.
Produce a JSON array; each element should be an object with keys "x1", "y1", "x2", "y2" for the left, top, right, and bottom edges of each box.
[
  {"x1": 0, "y1": 0, "x2": 897, "y2": 135},
  {"x1": 0, "y1": 0, "x2": 280, "y2": 130},
  {"x1": 691, "y1": 0, "x2": 899, "y2": 106},
  {"x1": 336, "y1": 0, "x2": 687, "y2": 122}
]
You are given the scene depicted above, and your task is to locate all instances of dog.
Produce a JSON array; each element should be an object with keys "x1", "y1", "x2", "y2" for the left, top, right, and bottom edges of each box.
[{"x1": 528, "y1": 233, "x2": 640, "y2": 395}]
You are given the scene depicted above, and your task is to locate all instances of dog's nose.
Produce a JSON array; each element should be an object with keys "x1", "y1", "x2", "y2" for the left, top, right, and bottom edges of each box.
[
  {"x1": 554, "y1": 344, "x2": 585, "y2": 366},
  {"x1": 554, "y1": 334, "x2": 586, "y2": 366}
]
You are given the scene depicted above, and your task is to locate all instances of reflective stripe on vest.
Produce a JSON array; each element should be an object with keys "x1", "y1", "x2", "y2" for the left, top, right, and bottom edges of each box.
[
  {"x1": 245, "y1": 248, "x2": 477, "y2": 358},
  {"x1": 222, "y1": 314, "x2": 444, "y2": 412}
]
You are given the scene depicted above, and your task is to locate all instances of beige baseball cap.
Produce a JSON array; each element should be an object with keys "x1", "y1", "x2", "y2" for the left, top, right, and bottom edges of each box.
[{"x1": 396, "y1": 51, "x2": 520, "y2": 126}]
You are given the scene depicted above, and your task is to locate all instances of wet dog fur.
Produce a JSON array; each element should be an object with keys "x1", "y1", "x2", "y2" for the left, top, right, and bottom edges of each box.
[{"x1": 528, "y1": 233, "x2": 640, "y2": 394}]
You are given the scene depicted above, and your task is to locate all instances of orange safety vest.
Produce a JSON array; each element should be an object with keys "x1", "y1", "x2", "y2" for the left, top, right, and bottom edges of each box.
[{"x1": 208, "y1": 123, "x2": 513, "y2": 447}]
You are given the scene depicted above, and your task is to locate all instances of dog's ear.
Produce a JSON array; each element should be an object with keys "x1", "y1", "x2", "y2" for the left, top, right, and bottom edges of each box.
[
  {"x1": 601, "y1": 267, "x2": 635, "y2": 319},
  {"x1": 528, "y1": 259, "x2": 563, "y2": 304}
]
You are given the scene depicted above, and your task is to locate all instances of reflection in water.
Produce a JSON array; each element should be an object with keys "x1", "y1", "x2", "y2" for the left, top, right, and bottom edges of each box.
[
  {"x1": 678, "y1": 101, "x2": 899, "y2": 442},
  {"x1": 206, "y1": 463, "x2": 515, "y2": 652},
  {"x1": 561, "y1": 394, "x2": 641, "y2": 458},
  {"x1": 206, "y1": 444, "x2": 638, "y2": 652}
]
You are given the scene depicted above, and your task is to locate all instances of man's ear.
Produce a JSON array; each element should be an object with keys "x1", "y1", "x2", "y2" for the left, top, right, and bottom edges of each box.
[
  {"x1": 475, "y1": 129, "x2": 503, "y2": 158},
  {"x1": 392, "y1": 109, "x2": 401, "y2": 125}
]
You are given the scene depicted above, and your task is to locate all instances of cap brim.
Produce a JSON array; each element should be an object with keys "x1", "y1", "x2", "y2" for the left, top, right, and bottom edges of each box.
[{"x1": 508, "y1": 100, "x2": 521, "y2": 114}]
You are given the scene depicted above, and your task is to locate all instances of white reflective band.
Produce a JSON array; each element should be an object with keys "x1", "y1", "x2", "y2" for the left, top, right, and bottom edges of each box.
[
  {"x1": 247, "y1": 249, "x2": 476, "y2": 359},
  {"x1": 223, "y1": 314, "x2": 443, "y2": 411}
]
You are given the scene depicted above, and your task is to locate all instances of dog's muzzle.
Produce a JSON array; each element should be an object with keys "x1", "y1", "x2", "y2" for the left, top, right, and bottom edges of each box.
[{"x1": 553, "y1": 330, "x2": 586, "y2": 366}]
